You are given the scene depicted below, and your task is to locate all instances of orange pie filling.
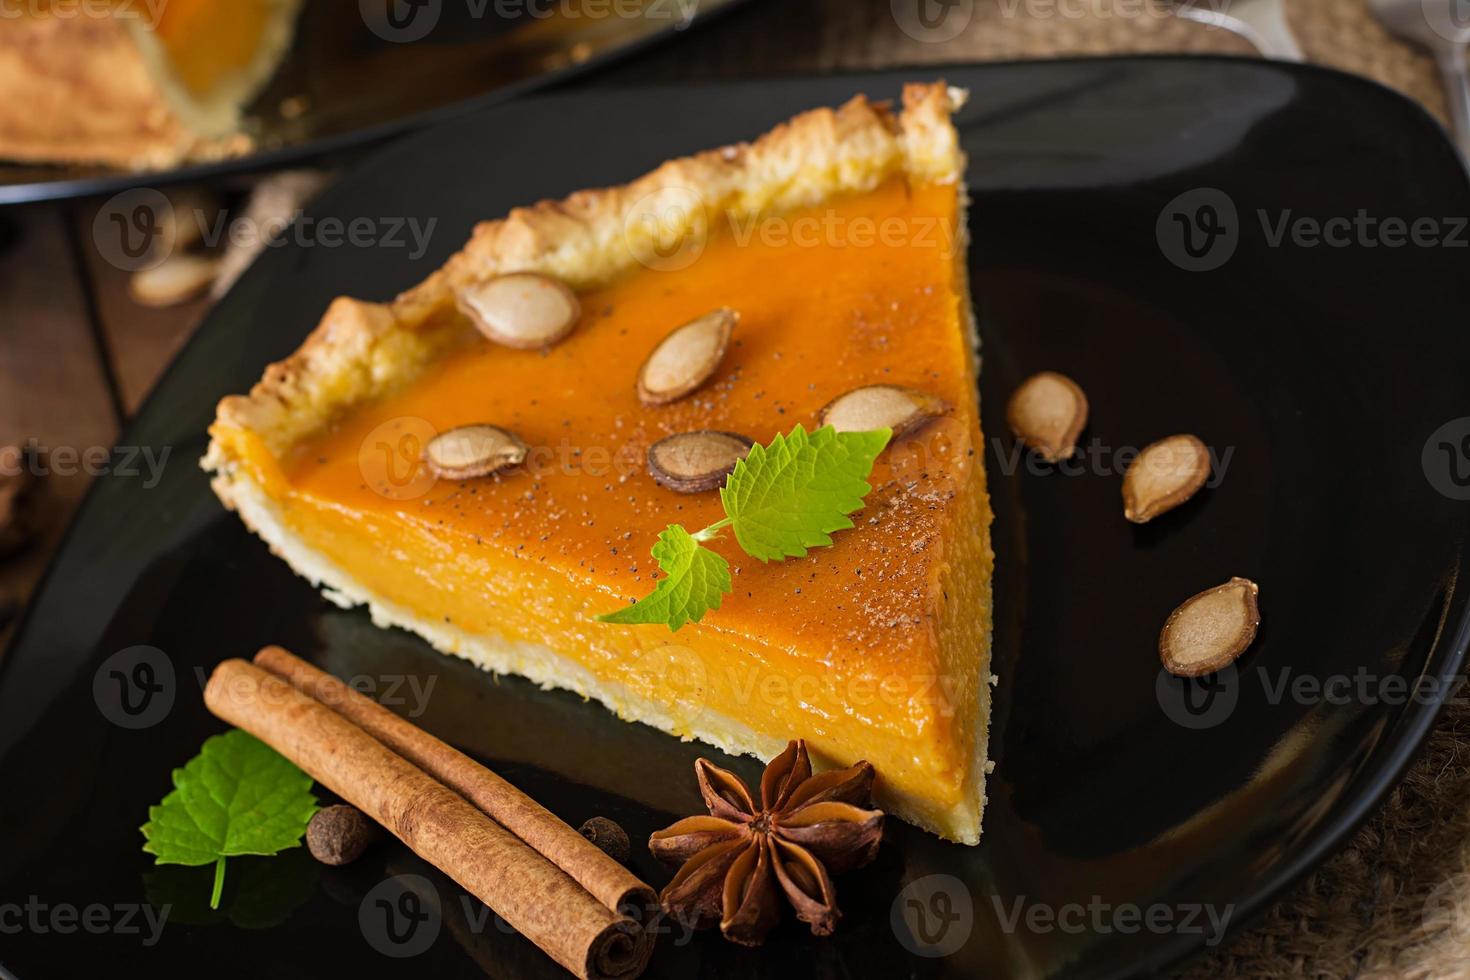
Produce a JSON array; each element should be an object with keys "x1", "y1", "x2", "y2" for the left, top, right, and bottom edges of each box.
[
  {"x1": 212, "y1": 172, "x2": 994, "y2": 841},
  {"x1": 144, "y1": 0, "x2": 280, "y2": 100}
]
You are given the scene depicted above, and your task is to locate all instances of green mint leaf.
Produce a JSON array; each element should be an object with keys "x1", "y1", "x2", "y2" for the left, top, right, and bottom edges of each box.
[
  {"x1": 597, "y1": 523, "x2": 732, "y2": 631},
  {"x1": 142, "y1": 730, "x2": 318, "y2": 909},
  {"x1": 721, "y1": 424, "x2": 891, "y2": 561}
]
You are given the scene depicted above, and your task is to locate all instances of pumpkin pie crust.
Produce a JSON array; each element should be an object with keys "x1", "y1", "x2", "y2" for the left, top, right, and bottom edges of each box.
[
  {"x1": 204, "y1": 82, "x2": 997, "y2": 843},
  {"x1": 0, "y1": 0, "x2": 299, "y2": 169}
]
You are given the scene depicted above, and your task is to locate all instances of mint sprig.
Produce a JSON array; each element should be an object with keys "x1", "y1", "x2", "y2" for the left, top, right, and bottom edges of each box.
[
  {"x1": 142, "y1": 730, "x2": 319, "y2": 909},
  {"x1": 598, "y1": 424, "x2": 891, "y2": 630},
  {"x1": 597, "y1": 524, "x2": 732, "y2": 631},
  {"x1": 723, "y1": 425, "x2": 893, "y2": 561}
]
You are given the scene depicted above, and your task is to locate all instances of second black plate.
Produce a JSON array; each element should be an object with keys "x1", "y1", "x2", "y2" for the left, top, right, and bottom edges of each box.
[{"x1": 0, "y1": 0, "x2": 751, "y2": 204}]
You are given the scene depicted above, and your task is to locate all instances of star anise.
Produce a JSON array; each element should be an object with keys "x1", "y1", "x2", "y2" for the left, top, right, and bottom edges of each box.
[{"x1": 648, "y1": 739, "x2": 885, "y2": 946}]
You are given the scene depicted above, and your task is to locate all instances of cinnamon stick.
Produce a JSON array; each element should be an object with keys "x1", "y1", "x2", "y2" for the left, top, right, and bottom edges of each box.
[
  {"x1": 253, "y1": 645, "x2": 655, "y2": 916},
  {"x1": 204, "y1": 659, "x2": 651, "y2": 980}
]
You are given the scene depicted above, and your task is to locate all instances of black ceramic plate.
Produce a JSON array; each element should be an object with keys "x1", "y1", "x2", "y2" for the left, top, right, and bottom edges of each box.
[
  {"x1": 2, "y1": 58, "x2": 1468, "y2": 980},
  {"x1": 0, "y1": 0, "x2": 751, "y2": 205}
]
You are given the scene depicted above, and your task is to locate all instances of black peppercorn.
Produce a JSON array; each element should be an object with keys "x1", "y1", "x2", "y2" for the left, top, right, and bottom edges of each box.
[
  {"x1": 579, "y1": 816, "x2": 631, "y2": 865},
  {"x1": 306, "y1": 804, "x2": 380, "y2": 866}
]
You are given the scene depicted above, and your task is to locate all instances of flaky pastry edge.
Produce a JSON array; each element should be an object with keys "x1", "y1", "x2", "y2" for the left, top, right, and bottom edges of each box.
[
  {"x1": 205, "y1": 82, "x2": 967, "y2": 460},
  {"x1": 0, "y1": 7, "x2": 294, "y2": 170}
]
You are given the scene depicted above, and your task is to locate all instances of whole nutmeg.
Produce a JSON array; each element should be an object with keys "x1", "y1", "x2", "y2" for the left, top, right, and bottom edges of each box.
[
  {"x1": 579, "y1": 816, "x2": 631, "y2": 865},
  {"x1": 306, "y1": 804, "x2": 381, "y2": 866}
]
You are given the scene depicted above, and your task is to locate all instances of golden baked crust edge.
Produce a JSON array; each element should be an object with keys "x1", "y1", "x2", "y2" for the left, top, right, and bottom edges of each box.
[
  {"x1": 204, "y1": 82, "x2": 968, "y2": 463},
  {"x1": 0, "y1": 15, "x2": 200, "y2": 170},
  {"x1": 0, "y1": 13, "x2": 257, "y2": 170}
]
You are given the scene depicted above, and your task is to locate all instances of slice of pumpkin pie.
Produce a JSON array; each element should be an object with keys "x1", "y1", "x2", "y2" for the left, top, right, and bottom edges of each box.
[
  {"x1": 0, "y1": 0, "x2": 301, "y2": 169},
  {"x1": 204, "y1": 83, "x2": 997, "y2": 843}
]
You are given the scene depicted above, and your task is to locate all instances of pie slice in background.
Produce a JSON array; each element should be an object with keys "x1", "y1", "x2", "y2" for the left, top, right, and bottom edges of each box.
[
  {"x1": 0, "y1": 0, "x2": 301, "y2": 169},
  {"x1": 204, "y1": 82, "x2": 998, "y2": 843}
]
